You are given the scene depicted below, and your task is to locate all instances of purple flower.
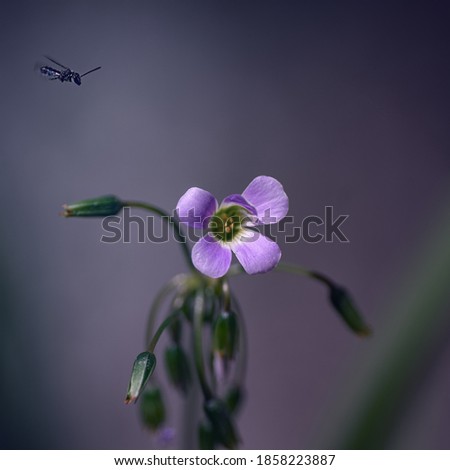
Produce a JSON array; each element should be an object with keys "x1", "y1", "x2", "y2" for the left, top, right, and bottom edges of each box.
[{"x1": 176, "y1": 176, "x2": 289, "y2": 278}]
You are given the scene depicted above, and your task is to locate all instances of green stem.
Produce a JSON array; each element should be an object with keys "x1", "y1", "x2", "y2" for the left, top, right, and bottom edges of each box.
[
  {"x1": 316, "y1": 194, "x2": 450, "y2": 449},
  {"x1": 231, "y1": 293, "x2": 247, "y2": 387},
  {"x1": 145, "y1": 274, "x2": 187, "y2": 345},
  {"x1": 276, "y1": 262, "x2": 333, "y2": 287},
  {"x1": 147, "y1": 310, "x2": 183, "y2": 353},
  {"x1": 193, "y1": 291, "x2": 213, "y2": 400},
  {"x1": 123, "y1": 200, "x2": 193, "y2": 270},
  {"x1": 228, "y1": 261, "x2": 334, "y2": 288},
  {"x1": 182, "y1": 337, "x2": 202, "y2": 449},
  {"x1": 221, "y1": 278, "x2": 231, "y2": 311}
]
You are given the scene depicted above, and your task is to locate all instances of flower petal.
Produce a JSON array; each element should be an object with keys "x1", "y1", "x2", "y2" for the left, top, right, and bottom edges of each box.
[
  {"x1": 192, "y1": 235, "x2": 232, "y2": 278},
  {"x1": 241, "y1": 176, "x2": 288, "y2": 224},
  {"x1": 220, "y1": 194, "x2": 257, "y2": 217},
  {"x1": 176, "y1": 187, "x2": 218, "y2": 228},
  {"x1": 231, "y1": 229, "x2": 281, "y2": 275}
]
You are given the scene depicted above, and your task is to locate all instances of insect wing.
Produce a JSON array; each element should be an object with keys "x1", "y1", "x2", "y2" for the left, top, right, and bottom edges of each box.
[{"x1": 34, "y1": 61, "x2": 61, "y2": 80}]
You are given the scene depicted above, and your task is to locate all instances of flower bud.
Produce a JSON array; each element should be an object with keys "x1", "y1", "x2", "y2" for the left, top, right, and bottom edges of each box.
[
  {"x1": 62, "y1": 195, "x2": 123, "y2": 217},
  {"x1": 198, "y1": 421, "x2": 215, "y2": 450},
  {"x1": 164, "y1": 344, "x2": 191, "y2": 394},
  {"x1": 125, "y1": 351, "x2": 157, "y2": 404},
  {"x1": 225, "y1": 386, "x2": 244, "y2": 415},
  {"x1": 329, "y1": 285, "x2": 371, "y2": 336},
  {"x1": 213, "y1": 310, "x2": 239, "y2": 359},
  {"x1": 140, "y1": 387, "x2": 166, "y2": 431},
  {"x1": 204, "y1": 398, "x2": 239, "y2": 449}
]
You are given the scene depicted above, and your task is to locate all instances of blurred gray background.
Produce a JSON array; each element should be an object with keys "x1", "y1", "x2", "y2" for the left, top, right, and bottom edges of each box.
[{"x1": 1, "y1": 0, "x2": 449, "y2": 449}]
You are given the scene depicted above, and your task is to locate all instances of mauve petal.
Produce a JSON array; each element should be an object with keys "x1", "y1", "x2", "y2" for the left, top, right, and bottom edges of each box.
[
  {"x1": 176, "y1": 187, "x2": 218, "y2": 228},
  {"x1": 192, "y1": 235, "x2": 232, "y2": 278},
  {"x1": 241, "y1": 176, "x2": 289, "y2": 224},
  {"x1": 231, "y1": 229, "x2": 281, "y2": 275},
  {"x1": 221, "y1": 194, "x2": 257, "y2": 217}
]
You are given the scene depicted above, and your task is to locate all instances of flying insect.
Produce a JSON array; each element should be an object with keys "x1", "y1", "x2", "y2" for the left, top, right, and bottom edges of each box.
[{"x1": 38, "y1": 56, "x2": 101, "y2": 85}]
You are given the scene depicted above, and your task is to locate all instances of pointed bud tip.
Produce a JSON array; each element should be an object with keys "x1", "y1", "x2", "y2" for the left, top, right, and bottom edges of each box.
[
  {"x1": 329, "y1": 285, "x2": 372, "y2": 337},
  {"x1": 357, "y1": 326, "x2": 372, "y2": 337},
  {"x1": 61, "y1": 204, "x2": 71, "y2": 217},
  {"x1": 125, "y1": 351, "x2": 157, "y2": 404}
]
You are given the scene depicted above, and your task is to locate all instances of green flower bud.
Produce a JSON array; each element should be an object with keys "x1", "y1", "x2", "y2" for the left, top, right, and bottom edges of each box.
[
  {"x1": 225, "y1": 386, "x2": 244, "y2": 415},
  {"x1": 125, "y1": 352, "x2": 156, "y2": 404},
  {"x1": 62, "y1": 195, "x2": 123, "y2": 217},
  {"x1": 140, "y1": 387, "x2": 166, "y2": 431},
  {"x1": 204, "y1": 399, "x2": 239, "y2": 449},
  {"x1": 329, "y1": 285, "x2": 371, "y2": 336},
  {"x1": 213, "y1": 310, "x2": 239, "y2": 359},
  {"x1": 198, "y1": 421, "x2": 216, "y2": 450},
  {"x1": 164, "y1": 345, "x2": 191, "y2": 394}
]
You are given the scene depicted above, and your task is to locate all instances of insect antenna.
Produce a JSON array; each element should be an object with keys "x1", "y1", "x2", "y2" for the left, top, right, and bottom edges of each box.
[{"x1": 80, "y1": 66, "x2": 102, "y2": 77}]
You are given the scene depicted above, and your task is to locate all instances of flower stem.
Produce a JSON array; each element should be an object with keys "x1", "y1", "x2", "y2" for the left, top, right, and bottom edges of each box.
[
  {"x1": 275, "y1": 262, "x2": 334, "y2": 288},
  {"x1": 221, "y1": 278, "x2": 232, "y2": 311},
  {"x1": 147, "y1": 310, "x2": 183, "y2": 353},
  {"x1": 316, "y1": 193, "x2": 450, "y2": 448},
  {"x1": 123, "y1": 200, "x2": 193, "y2": 270},
  {"x1": 228, "y1": 261, "x2": 334, "y2": 288},
  {"x1": 231, "y1": 293, "x2": 247, "y2": 387},
  {"x1": 193, "y1": 291, "x2": 213, "y2": 400},
  {"x1": 145, "y1": 274, "x2": 188, "y2": 345}
]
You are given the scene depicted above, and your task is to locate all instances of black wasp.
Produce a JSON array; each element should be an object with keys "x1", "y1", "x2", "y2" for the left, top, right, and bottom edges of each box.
[{"x1": 38, "y1": 56, "x2": 101, "y2": 85}]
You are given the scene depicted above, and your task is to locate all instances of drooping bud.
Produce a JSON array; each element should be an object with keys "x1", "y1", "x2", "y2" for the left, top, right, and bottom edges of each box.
[
  {"x1": 212, "y1": 310, "x2": 239, "y2": 382},
  {"x1": 140, "y1": 387, "x2": 166, "y2": 431},
  {"x1": 329, "y1": 285, "x2": 371, "y2": 336},
  {"x1": 125, "y1": 351, "x2": 157, "y2": 404},
  {"x1": 204, "y1": 399, "x2": 239, "y2": 449},
  {"x1": 62, "y1": 195, "x2": 123, "y2": 217},
  {"x1": 198, "y1": 421, "x2": 215, "y2": 450},
  {"x1": 225, "y1": 386, "x2": 244, "y2": 415},
  {"x1": 164, "y1": 344, "x2": 191, "y2": 394},
  {"x1": 213, "y1": 310, "x2": 239, "y2": 359}
]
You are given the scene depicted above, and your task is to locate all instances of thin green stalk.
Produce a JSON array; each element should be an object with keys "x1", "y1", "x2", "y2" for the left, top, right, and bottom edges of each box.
[
  {"x1": 193, "y1": 291, "x2": 213, "y2": 400},
  {"x1": 182, "y1": 337, "x2": 202, "y2": 450},
  {"x1": 123, "y1": 200, "x2": 193, "y2": 270},
  {"x1": 231, "y1": 293, "x2": 247, "y2": 387},
  {"x1": 276, "y1": 262, "x2": 333, "y2": 287},
  {"x1": 221, "y1": 278, "x2": 231, "y2": 311},
  {"x1": 145, "y1": 274, "x2": 187, "y2": 345},
  {"x1": 228, "y1": 261, "x2": 333, "y2": 287},
  {"x1": 147, "y1": 310, "x2": 183, "y2": 353},
  {"x1": 314, "y1": 192, "x2": 450, "y2": 449}
]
